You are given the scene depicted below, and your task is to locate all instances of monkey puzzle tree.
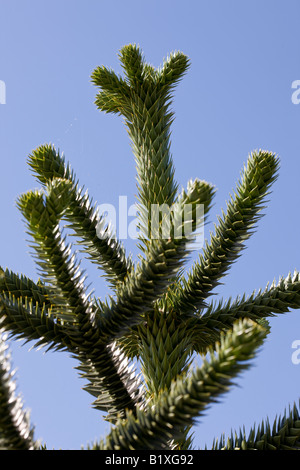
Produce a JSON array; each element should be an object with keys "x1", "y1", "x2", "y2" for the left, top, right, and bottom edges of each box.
[{"x1": 1, "y1": 44, "x2": 300, "y2": 450}]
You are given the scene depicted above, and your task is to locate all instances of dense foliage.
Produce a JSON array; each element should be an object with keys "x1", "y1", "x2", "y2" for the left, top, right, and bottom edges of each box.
[{"x1": 1, "y1": 45, "x2": 300, "y2": 450}]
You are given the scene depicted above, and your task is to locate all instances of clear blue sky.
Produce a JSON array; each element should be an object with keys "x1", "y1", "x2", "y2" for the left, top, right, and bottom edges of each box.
[{"x1": 1, "y1": 0, "x2": 300, "y2": 450}]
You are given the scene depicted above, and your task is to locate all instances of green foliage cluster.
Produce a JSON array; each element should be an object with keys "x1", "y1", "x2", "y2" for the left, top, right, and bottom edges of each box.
[{"x1": 1, "y1": 45, "x2": 300, "y2": 450}]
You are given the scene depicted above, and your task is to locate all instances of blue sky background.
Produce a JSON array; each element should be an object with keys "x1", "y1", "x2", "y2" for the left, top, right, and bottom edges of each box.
[{"x1": 1, "y1": 0, "x2": 300, "y2": 450}]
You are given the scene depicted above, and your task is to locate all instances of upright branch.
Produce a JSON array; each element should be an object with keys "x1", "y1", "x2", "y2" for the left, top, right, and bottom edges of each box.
[
  {"x1": 0, "y1": 334, "x2": 37, "y2": 450},
  {"x1": 172, "y1": 150, "x2": 280, "y2": 315},
  {"x1": 92, "y1": 45, "x2": 192, "y2": 249},
  {"x1": 28, "y1": 145, "x2": 132, "y2": 288}
]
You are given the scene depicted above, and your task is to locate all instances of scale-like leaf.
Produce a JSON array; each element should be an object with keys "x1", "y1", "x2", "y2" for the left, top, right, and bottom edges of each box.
[
  {"x1": 212, "y1": 401, "x2": 300, "y2": 450},
  {"x1": 90, "y1": 319, "x2": 267, "y2": 450},
  {"x1": 190, "y1": 270, "x2": 300, "y2": 353},
  {"x1": 28, "y1": 144, "x2": 132, "y2": 287},
  {"x1": 0, "y1": 334, "x2": 38, "y2": 450},
  {"x1": 173, "y1": 150, "x2": 280, "y2": 315}
]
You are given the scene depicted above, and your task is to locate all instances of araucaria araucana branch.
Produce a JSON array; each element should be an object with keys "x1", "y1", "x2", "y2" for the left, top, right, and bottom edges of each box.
[{"x1": 0, "y1": 44, "x2": 299, "y2": 450}]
